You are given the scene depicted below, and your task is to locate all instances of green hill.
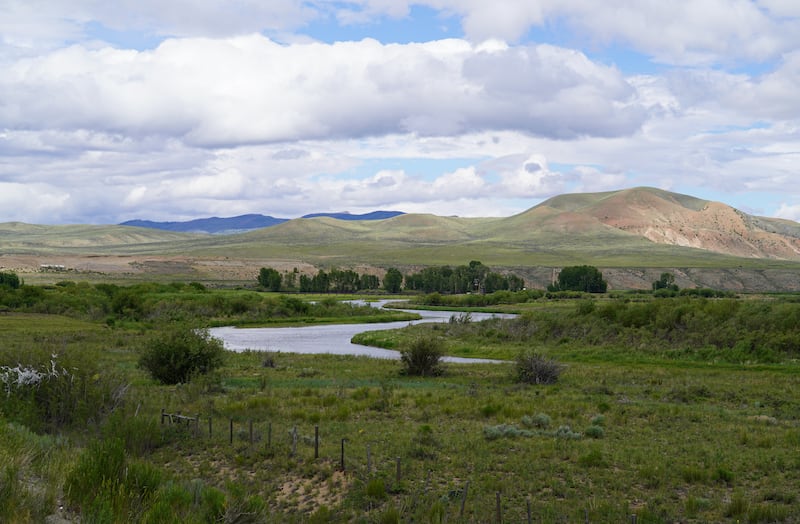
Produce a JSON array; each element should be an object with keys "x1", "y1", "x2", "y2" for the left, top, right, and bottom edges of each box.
[{"x1": 3, "y1": 188, "x2": 800, "y2": 273}]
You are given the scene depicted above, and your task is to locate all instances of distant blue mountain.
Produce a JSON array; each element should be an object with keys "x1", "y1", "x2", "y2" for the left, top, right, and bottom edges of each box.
[
  {"x1": 301, "y1": 211, "x2": 405, "y2": 221},
  {"x1": 119, "y1": 210, "x2": 404, "y2": 234},
  {"x1": 120, "y1": 214, "x2": 288, "y2": 234}
]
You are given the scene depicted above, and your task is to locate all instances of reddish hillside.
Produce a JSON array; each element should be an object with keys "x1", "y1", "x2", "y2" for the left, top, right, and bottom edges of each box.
[{"x1": 514, "y1": 187, "x2": 800, "y2": 260}]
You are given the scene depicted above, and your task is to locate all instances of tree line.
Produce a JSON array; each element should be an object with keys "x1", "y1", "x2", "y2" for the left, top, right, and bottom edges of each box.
[{"x1": 257, "y1": 261, "x2": 525, "y2": 295}]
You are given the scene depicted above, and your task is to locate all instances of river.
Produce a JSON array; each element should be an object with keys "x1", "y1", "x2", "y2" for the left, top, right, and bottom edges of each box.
[{"x1": 209, "y1": 302, "x2": 513, "y2": 363}]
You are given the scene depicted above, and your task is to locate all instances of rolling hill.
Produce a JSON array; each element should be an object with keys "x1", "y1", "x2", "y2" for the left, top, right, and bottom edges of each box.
[
  {"x1": 488, "y1": 187, "x2": 800, "y2": 260},
  {"x1": 4, "y1": 187, "x2": 800, "y2": 291}
]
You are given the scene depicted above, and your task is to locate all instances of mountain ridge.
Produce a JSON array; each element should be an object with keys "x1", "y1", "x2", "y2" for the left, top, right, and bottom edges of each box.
[
  {"x1": 120, "y1": 211, "x2": 405, "y2": 234},
  {"x1": 3, "y1": 187, "x2": 800, "y2": 267}
]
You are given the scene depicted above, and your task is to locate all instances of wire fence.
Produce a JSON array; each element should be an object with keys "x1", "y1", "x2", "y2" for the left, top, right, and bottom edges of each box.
[{"x1": 160, "y1": 409, "x2": 643, "y2": 523}]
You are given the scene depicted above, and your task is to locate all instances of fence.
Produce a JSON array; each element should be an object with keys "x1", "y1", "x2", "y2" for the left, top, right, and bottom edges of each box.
[{"x1": 159, "y1": 409, "x2": 644, "y2": 523}]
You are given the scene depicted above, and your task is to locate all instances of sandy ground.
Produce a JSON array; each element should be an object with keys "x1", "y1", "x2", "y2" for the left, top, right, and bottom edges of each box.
[
  {"x1": 0, "y1": 254, "x2": 318, "y2": 284},
  {"x1": 2, "y1": 253, "x2": 800, "y2": 291}
]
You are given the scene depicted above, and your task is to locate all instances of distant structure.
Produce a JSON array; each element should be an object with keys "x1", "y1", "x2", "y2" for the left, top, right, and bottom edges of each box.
[{"x1": 39, "y1": 264, "x2": 66, "y2": 271}]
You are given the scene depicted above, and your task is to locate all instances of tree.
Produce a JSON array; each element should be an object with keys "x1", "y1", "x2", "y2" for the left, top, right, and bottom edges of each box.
[
  {"x1": 311, "y1": 270, "x2": 330, "y2": 293},
  {"x1": 652, "y1": 272, "x2": 678, "y2": 291},
  {"x1": 383, "y1": 268, "x2": 403, "y2": 293},
  {"x1": 284, "y1": 268, "x2": 298, "y2": 290},
  {"x1": 550, "y1": 265, "x2": 607, "y2": 293},
  {"x1": 299, "y1": 274, "x2": 313, "y2": 292},
  {"x1": 329, "y1": 268, "x2": 360, "y2": 292},
  {"x1": 258, "y1": 267, "x2": 282, "y2": 292},
  {"x1": 0, "y1": 271, "x2": 21, "y2": 289},
  {"x1": 507, "y1": 275, "x2": 525, "y2": 292},
  {"x1": 359, "y1": 273, "x2": 380, "y2": 290}
]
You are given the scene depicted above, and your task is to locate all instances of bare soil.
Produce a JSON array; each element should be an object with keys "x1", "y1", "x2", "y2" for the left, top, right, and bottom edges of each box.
[{"x1": 3, "y1": 253, "x2": 799, "y2": 292}]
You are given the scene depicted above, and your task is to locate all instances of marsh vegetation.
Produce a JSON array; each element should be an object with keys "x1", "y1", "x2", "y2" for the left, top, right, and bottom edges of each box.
[{"x1": 1, "y1": 277, "x2": 799, "y2": 522}]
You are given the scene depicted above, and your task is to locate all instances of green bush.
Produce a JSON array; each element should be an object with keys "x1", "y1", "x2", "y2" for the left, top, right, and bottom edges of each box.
[
  {"x1": 483, "y1": 424, "x2": 534, "y2": 440},
  {"x1": 400, "y1": 336, "x2": 444, "y2": 377},
  {"x1": 521, "y1": 413, "x2": 551, "y2": 429},
  {"x1": 138, "y1": 326, "x2": 226, "y2": 385},
  {"x1": 514, "y1": 351, "x2": 563, "y2": 385},
  {"x1": 0, "y1": 271, "x2": 21, "y2": 289},
  {"x1": 365, "y1": 478, "x2": 387, "y2": 500},
  {"x1": 584, "y1": 425, "x2": 605, "y2": 439}
]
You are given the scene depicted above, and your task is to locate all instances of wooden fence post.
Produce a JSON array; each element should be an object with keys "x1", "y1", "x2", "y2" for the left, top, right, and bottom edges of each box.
[
  {"x1": 314, "y1": 425, "x2": 319, "y2": 459},
  {"x1": 460, "y1": 480, "x2": 470, "y2": 518},
  {"x1": 208, "y1": 417, "x2": 212, "y2": 438},
  {"x1": 340, "y1": 439, "x2": 346, "y2": 471},
  {"x1": 495, "y1": 491, "x2": 502, "y2": 524}
]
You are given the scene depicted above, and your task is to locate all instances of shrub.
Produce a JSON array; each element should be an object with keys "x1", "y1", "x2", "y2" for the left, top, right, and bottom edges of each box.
[
  {"x1": 139, "y1": 326, "x2": 226, "y2": 385},
  {"x1": 584, "y1": 425, "x2": 605, "y2": 439},
  {"x1": 0, "y1": 271, "x2": 21, "y2": 289},
  {"x1": 365, "y1": 478, "x2": 387, "y2": 500},
  {"x1": 64, "y1": 438, "x2": 127, "y2": 511},
  {"x1": 521, "y1": 413, "x2": 551, "y2": 429},
  {"x1": 590, "y1": 414, "x2": 606, "y2": 426},
  {"x1": 514, "y1": 351, "x2": 563, "y2": 385},
  {"x1": 0, "y1": 351, "x2": 127, "y2": 433},
  {"x1": 578, "y1": 448, "x2": 606, "y2": 467},
  {"x1": 400, "y1": 336, "x2": 444, "y2": 377},
  {"x1": 555, "y1": 425, "x2": 582, "y2": 440},
  {"x1": 483, "y1": 424, "x2": 533, "y2": 440}
]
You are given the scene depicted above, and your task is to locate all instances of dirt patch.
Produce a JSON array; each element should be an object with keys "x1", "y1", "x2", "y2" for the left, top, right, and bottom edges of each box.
[
  {"x1": 0, "y1": 254, "x2": 317, "y2": 285},
  {"x1": 275, "y1": 468, "x2": 350, "y2": 514}
]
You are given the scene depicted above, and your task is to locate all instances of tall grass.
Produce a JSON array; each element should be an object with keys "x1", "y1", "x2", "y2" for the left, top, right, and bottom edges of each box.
[{"x1": 2, "y1": 291, "x2": 800, "y2": 521}]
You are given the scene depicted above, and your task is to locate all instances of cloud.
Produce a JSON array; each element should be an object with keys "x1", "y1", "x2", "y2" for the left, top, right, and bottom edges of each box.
[
  {"x1": 774, "y1": 203, "x2": 800, "y2": 222},
  {"x1": 0, "y1": 0, "x2": 315, "y2": 52},
  {"x1": 1, "y1": 1, "x2": 799, "y2": 225},
  {"x1": 0, "y1": 182, "x2": 71, "y2": 223},
  {"x1": 0, "y1": 35, "x2": 646, "y2": 147},
  {"x1": 495, "y1": 154, "x2": 567, "y2": 198},
  {"x1": 573, "y1": 166, "x2": 628, "y2": 193},
  {"x1": 5, "y1": 0, "x2": 800, "y2": 68},
  {"x1": 420, "y1": 0, "x2": 800, "y2": 65}
]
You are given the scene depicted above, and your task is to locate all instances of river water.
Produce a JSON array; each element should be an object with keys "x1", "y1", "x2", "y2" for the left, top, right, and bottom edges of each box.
[{"x1": 209, "y1": 302, "x2": 513, "y2": 363}]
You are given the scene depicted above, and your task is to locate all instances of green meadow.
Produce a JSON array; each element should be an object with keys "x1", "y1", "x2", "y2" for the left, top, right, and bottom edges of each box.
[{"x1": 1, "y1": 281, "x2": 799, "y2": 522}]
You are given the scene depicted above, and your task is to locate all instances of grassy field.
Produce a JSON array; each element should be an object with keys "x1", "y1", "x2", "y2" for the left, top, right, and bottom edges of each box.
[{"x1": 1, "y1": 285, "x2": 800, "y2": 522}]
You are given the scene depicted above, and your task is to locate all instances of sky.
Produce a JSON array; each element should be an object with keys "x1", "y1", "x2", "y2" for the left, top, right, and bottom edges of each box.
[{"x1": 1, "y1": 1, "x2": 800, "y2": 225}]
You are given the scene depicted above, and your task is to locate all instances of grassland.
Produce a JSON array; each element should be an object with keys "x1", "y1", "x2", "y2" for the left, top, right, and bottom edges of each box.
[{"x1": 1, "y1": 283, "x2": 799, "y2": 523}]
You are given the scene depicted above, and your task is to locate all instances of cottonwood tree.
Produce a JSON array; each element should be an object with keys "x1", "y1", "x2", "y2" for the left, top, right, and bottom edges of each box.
[
  {"x1": 549, "y1": 265, "x2": 607, "y2": 293},
  {"x1": 383, "y1": 268, "x2": 403, "y2": 293},
  {"x1": 258, "y1": 267, "x2": 282, "y2": 292}
]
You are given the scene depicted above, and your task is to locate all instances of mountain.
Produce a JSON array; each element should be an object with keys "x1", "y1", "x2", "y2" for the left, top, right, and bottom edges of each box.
[
  {"x1": 499, "y1": 187, "x2": 800, "y2": 260},
  {"x1": 119, "y1": 211, "x2": 405, "y2": 234},
  {"x1": 120, "y1": 214, "x2": 288, "y2": 234},
  {"x1": 6, "y1": 187, "x2": 800, "y2": 291},
  {"x1": 300, "y1": 211, "x2": 404, "y2": 221}
]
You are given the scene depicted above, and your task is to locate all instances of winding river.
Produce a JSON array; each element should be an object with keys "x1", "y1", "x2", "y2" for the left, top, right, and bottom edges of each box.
[{"x1": 209, "y1": 302, "x2": 513, "y2": 363}]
